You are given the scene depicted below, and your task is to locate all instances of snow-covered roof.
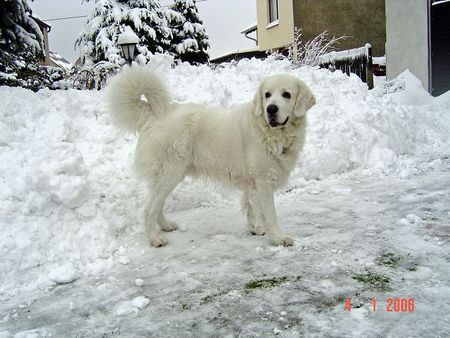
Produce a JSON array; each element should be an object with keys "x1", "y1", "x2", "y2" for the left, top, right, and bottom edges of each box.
[
  {"x1": 211, "y1": 46, "x2": 261, "y2": 61},
  {"x1": 49, "y1": 51, "x2": 73, "y2": 72},
  {"x1": 241, "y1": 22, "x2": 257, "y2": 34},
  {"x1": 31, "y1": 14, "x2": 52, "y2": 31},
  {"x1": 432, "y1": 0, "x2": 450, "y2": 5}
]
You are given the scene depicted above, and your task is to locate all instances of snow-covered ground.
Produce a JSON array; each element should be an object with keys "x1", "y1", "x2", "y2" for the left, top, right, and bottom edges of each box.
[{"x1": 1, "y1": 57, "x2": 449, "y2": 337}]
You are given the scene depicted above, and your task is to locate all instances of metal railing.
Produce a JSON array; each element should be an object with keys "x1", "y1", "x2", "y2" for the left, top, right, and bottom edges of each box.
[{"x1": 70, "y1": 61, "x2": 120, "y2": 90}]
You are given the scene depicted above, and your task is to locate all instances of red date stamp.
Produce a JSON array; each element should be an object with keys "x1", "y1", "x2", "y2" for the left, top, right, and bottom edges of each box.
[{"x1": 346, "y1": 297, "x2": 415, "y2": 313}]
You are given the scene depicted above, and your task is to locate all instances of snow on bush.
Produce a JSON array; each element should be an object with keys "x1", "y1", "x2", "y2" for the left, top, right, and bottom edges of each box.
[
  {"x1": 168, "y1": 0, "x2": 210, "y2": 65},
  {"x1": 0, "y1": 57, "x2": 449, "y2": 298},
  {"x1": 76, "y1": 0, "x2": 172, "y2": 66},
  {"x1": 0, "y1": 0, "x2": 68, "y2": 91},
  {"x1": 0, "y1": 0, "x2": 44, "y2": 57}
]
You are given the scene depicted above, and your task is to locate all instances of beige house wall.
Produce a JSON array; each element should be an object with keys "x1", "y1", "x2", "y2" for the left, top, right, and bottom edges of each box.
[
  {"x1": 256, "y1": 0, "x2": 295, "y2": 51},
  {"x1": 32, "y1": 17, "x2": 52, "y2": 65},
  {"x1": 42, "y1": 29, "x2": 51, "y2": 65},
  {"x1": 293, "y1": 0, "x2": 386, "y2": 56}
]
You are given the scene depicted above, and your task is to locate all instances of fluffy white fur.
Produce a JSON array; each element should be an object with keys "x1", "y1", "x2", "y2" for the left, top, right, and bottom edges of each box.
[{"x1": 107, "y1": 66, "x2": 316, "y2": 247}]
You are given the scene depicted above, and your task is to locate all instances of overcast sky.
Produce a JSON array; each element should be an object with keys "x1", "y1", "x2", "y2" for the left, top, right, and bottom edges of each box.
[{"x1": 29, "y1": 0, "x2": 257, "y2": 63}]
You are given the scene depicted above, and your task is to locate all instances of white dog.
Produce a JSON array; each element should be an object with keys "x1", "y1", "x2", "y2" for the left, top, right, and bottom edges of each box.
[{"x1": 107, "y1": 66, "x2": 315, "y2": 247}]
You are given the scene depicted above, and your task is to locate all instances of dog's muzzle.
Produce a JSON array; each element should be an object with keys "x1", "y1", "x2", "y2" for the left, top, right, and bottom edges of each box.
[
  {"x1": 266, "y1": 104, "x2": 288, "y2": 128},
  {"x1": 269, "y1": 116, "x2": 289, "y2": 128}
]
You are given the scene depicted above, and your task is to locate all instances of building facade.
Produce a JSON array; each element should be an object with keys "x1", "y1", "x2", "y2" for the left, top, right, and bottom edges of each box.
[
  {"x1": 293, "y1": 0, "x2": 386, "y2": 56},
  {"x1": 255, "y1": 0, "x2": 386, "y2": 56},
  {"x1": 256, "y1": 0, "x2": 295, "y2": 51},
  {"x1": 386, "y1": 0, "x2": 450, "y2": 96}
]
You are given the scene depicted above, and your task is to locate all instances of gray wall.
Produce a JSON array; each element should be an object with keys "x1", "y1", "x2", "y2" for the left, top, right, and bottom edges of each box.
[
  {"x1": 293, "y1": 0, "x2": 386, "y2": 56},
  {"x1": 385, "y1": 0, "x2": 429, "y2": 90}
]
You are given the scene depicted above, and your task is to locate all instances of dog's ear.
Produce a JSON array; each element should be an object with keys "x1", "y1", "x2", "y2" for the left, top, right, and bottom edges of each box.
[
  {"x1": 294, "y1": 81, "x2": 316, "y2": 117},
  {"x1": 253, "y1": 84, "x2": 263, "y2": 116}
]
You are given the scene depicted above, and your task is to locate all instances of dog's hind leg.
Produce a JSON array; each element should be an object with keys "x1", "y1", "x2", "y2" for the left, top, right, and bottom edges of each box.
[
  {"x1": 144, "y1": 172, "x2": 184, "y2": 247},
  {"x1": 243, "y1": 189, "x2": 266, "y2": 236}
]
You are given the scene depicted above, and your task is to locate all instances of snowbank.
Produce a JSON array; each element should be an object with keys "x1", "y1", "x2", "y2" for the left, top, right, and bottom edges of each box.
[
  {"x1": 387, "y1": 70, "x2": 434, "y2": 106},
  {"x1": 0, "y1": 57, "x2": 449, "y2": 299}
]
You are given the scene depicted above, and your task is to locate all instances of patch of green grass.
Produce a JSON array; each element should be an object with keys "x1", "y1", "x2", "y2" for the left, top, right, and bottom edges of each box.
[
  {"x1": 199, "y1": 275, "x2": 302, "y2": 305},
  {"x1": 284, "y1": 317, "x2": 302, "y2": 329},
  {"x1": 181, "y1": 303, "x2": 191, "y2": 310},
  {"x1": 244, "y1": 277, "x2": 290, "y2": 291},
  {"x1": 376, "y1": 252, "x2": 419, "y2": 272},
  {"x1": 352, "y1": 270, "x2": 391, "y2": 291},
  {"x1": 376, "y1": 252, "x2": 402, "y2": 268},
  {"x1": 207, "y1": 312, "x2": 232, "y2": 326},
  {"x1": 407, "y1": 264, "x2": 417, "y2": 272},
  {"x1": 200, "y1": 289, "x2": 230, "y2": 305}
]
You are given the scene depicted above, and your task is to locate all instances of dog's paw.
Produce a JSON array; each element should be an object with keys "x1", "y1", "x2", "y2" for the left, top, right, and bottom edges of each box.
[
  {"x1": 271, "y1": 234, "x2": 294, "y2": 247},
  {"x1": 150, "y1": 236, "x2": 168, "y2": 247},
  {"x1": 160, "y1": 220, "x2": 178, "y2": 232},
  {"x1": 251, "y1": 225, "x2": 265, "y2": 236}
]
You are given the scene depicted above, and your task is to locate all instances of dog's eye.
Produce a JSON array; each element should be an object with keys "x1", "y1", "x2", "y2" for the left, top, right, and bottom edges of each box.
[
  {"x1": 282, "y1": 92, "x2": 291, "y2": 99},
  {"x1": 265, "y1": 92, "x2": 271, "y2": 99}
]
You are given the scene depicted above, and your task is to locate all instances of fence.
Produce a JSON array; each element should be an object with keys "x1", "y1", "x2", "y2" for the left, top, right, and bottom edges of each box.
[
  {"x1": 319, "y1": 44, "x2": 374, "y2": 89},
  {"x1": 70, "y1": 61, "x2": 120, "y2": 90}
]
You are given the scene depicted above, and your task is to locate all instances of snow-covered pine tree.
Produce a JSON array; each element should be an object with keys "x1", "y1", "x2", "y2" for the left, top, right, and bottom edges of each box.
[
  {"x1": 76, "y1": 0, "x2": 172, "y2": 66},
  {"x1": 0, "y1": 0, "x2": 44, "y2": 59},
  {"x1": 168, "y1": 0, "x2": 209, "y2": 65},
  {"x1": 0, "y1": 0, "x2": 61, "y2": 91}
]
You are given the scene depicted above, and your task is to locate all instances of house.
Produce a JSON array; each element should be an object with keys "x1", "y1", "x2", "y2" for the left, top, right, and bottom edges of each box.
[
  {"x1": 31, "y1": 15, "x2": 51, "y2": 65},
  {"x1": 211, "y1": 0, "x2": 385, "y2": 65},
  {"x1": 386, "y1": 0, "x2": 450, "y2": 96},
  {"x1": 208, "y1": 47, "x2": 266, "y2": 64},
  {"x1": 32, "y1": 15, "x2": 73, "y2": 72},
  {"x1": 213, "y1": 0, "x2": 450, "y2": 97},
  {"x1": 209, "y1": 24, "x2": 264, "y2": 64},
  {"x1": 254, "y1": 0, "x2": 386, "y2": 56}
]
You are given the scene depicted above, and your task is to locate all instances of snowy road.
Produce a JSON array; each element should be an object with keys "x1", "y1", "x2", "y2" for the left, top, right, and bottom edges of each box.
[{"x1": 2, "y1": 164, "x2": 449, "y2": 337}]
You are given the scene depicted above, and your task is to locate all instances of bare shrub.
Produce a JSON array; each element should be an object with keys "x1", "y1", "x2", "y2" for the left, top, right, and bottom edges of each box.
[
  {"x1": 69, "y1": 61, "x2": 120, "y2": 90},
  {"x1": 271, "y1": 27, "x2": 346, "y2": 67}
]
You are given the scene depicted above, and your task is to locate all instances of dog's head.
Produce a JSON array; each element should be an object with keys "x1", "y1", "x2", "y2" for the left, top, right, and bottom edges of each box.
[{"x1": 254, "y1": 74, "x2": 316, "y2": 129}]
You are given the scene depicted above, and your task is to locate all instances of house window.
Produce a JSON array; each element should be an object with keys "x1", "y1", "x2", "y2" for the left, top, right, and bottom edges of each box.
[{"x1": 268, "y1": 0, "x2": 279, "y2": 23}]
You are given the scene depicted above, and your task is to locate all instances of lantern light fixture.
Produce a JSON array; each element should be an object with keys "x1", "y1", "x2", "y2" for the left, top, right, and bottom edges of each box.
[{"x1": 117, "y1": 26, "x2": 139, "y2": 66}]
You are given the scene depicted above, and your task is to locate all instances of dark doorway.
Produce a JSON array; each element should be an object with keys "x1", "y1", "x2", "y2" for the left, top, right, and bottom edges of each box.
[{"x1": 430, "y1": 0, "x2": 450, "y2": 96}]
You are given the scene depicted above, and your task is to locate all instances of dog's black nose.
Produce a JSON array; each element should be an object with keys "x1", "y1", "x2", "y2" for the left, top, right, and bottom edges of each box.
[{"x1": 267, "y1": 104, "x2": 278, "y2": 116}]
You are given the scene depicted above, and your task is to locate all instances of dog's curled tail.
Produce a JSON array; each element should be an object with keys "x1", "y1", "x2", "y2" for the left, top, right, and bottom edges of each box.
[{"x1": 106, "y1": 66, "x2": 170, "y2": 132}]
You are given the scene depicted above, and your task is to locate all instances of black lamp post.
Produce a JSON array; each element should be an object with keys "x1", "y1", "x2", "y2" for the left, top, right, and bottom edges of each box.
[
  {"x1": 120, "y1": 43, "x2": 136, "y2": 65},
  {"x1": 118, "y1": 27, "x2": 139, "y2": 66}
]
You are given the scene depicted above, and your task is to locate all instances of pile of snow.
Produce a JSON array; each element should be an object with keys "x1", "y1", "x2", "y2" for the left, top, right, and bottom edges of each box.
[
  {"x1": 115, "y1": 296, "x2": 150, "y2": 316},
  {"x1": 164, "y1": 57, "x2": 450, "y2": 180},
  {"x1": 387, "y1": 70, "x2": 434, "y2": 106},
  {"x1": 0, "y1": 56, "x2": 449, "y2": 299}
]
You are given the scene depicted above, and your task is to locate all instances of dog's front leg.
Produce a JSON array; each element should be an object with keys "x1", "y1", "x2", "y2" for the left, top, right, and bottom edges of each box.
[
  {"x1": 255, "y1": 180, "x2": 294, "y2": 246},
  {"x1": 246, "y1": 189, "x2": 266, "y2": 236}
]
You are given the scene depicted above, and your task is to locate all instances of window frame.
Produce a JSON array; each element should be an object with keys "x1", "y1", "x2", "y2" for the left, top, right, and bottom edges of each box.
[{"x1": 268, "y1": 0, "x2": 279, "y2": 24}]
